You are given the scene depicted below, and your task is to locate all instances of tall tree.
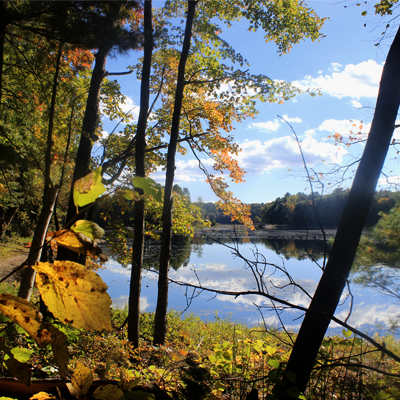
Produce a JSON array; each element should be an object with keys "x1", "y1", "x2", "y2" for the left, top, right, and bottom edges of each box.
[
  {"x1": 128, "y1": 0, "x2": 153, "y2": 347},
  {"x1": 150, "y1": 0, "x2": 323, "y2": 344},
  {"x1": 58, "y1": 1, "x2": 140, "y2": 263},
  {"x1": 279, "y1": 24, "x2": 400, "y2": 398},
  {"x1": 153, "y1": 0, "x2": 198, "y2": 346}
]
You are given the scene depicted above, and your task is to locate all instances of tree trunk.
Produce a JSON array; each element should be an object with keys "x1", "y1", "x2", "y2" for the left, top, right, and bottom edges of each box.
[
  {"x1": 153, "y1": 0, "x2": 197, "y2": 346},
  {"x1": 18, "y1": 44, "x2": 62, "y2": 300},
  {"x1": 57, "y1": 44, "x2": 111, "y2": 263},
  {"x1": 280, "y1": 25, "x2": 400, "y2": 397},
  {"x1": 18, "y1": 188, "x2": 58, "y2": 299},
  {"x1": 128, "y1": 0, "x2": 153, "y2": 347}
]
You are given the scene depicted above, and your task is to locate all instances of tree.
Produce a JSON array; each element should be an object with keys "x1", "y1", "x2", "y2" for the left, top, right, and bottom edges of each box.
[
  {"x1": 279, "y1": 23, "x2": 400, "y2": 398},
  {"x1": 58, "y1": 1, "x2": 141, "y2": 264},
  {"x1": 142, "y1": 0, "x2": 325, "y2": 346},
  {"x1": 128, "y1": 0, "x2": 153, "y2": 347}
]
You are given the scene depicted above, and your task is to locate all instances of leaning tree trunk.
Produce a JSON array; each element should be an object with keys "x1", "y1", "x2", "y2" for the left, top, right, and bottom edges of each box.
[
  {"x1": 128, "y1": 0, "x2": 153, "y2": 347},
  {"x1": 18, "y1": 44, "x2": 63, "y2": 300},
  {"x1": 153, "y1": 0, "x2": 197, "y2": 346},
  {"x1": 279, "y1": 25, "x2": 400, "y2": 398},
  {"x1": 57, "y1": 43, "x2": 111, "y2": 263}
]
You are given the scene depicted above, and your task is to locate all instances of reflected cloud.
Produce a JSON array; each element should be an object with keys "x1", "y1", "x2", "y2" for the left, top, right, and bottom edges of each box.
[{"x1": 112, "y1": 295, "x2": 151, "y2": 311}]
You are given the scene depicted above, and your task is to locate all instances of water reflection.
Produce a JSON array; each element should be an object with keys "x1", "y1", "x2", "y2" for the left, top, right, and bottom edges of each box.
[
  {"x1": 192, "y1": 235, "x2": 329, "y2": 262},
  {"x1": 99, "y1": 233, "x2": 399, "y2": 334}
]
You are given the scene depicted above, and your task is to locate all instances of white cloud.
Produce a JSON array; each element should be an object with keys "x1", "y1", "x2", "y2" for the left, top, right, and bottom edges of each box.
[
  {"x1": 293, "y1": 60, "x2": 383, "y2": 99},
  {"x1": 236, "y1": 136, "x2": 346, "y2": 174},
  {"x1": 351, "y1": 100, "x2": 362, "y2": 108},
  {"x1": 378, "y1": 175, "x2": 400, "y2": 188},
  {"x1": 119, "y1": 96, "x2": 139, "y2": 120},
  {"x1": 315, "y1": 119, "x2": 371, "y2": 138},
  {"x1": 282, "y1": 114, "x2": 302, "y2": 123},
  {"x1": 330, "y1": 62, "x2": 342, "y2": 72},
  {"x1": 151, "y1": 159, "x2": 214, "y2": 184},
  {"x1": 248, "y1": 115, "x2": 301, "y2": 133},
  {"x1": 248, "y1": 120, "x2": 281, "y2": 132},
  {"x1": 111, "y1": 295, "x2": 151, "y2": 311}
]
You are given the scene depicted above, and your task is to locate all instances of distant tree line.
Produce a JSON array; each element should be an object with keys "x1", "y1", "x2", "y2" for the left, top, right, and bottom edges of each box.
[{"x1": 195, "y1": 189, "x2": 400, "y2": 229}]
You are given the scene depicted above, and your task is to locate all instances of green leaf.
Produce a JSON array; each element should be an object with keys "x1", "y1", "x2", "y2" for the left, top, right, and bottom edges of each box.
[
  {"x1": 268, "y1": 359, "x2": 280, "y2": 369},
  {"x1": 132, "y1": 176, "x2": 162, "y2": 202},
  {"x1": 286, "y1": 386, "x2": 301, "y2": 398},
  {"x1": 122, "y1": 189, "x2": 141, "y2": 201},
  {"x1": 342, "y1": 329, "x2": 353, "y2": 337},
  {"x1": 361, "y1": 10, "x2": 367, "y2": 16},
  {"x1": 7, "y1": 347, "x2": 33, "y2": 363},
  {"x1": 73, "y1": 167, "x2": 106, "y2": 207},
  {"x1": 284, "y1": 371, "x2": 296, "y2": 384},
  {"x1": 123, "y1": 391, "x2": 155, "y2": 400},
  {"x1": 373, "y1": 392, "x2": 392, "y2": 400},
  {"x1": 71, "y1": 220, "x2": 105, "y2": 241}
]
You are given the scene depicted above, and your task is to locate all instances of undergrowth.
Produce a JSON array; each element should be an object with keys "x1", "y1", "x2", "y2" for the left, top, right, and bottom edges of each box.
[{"x1": 1, "y1": 307, "x2": 400, "y2": 399}]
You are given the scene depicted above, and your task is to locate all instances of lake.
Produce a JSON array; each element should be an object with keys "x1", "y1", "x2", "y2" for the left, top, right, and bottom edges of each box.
[{"x1": 98, "y1": 231, "x2": 400, "y2": 335}]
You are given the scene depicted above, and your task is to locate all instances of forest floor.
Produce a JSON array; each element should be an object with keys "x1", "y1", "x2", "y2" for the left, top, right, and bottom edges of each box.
[{"x1": 0, "y1": 241, "x2": 29, "y2": 283}]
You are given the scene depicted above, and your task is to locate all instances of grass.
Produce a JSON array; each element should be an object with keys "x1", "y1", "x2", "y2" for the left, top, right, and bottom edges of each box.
[
  {"x1": 2, "y1": 306, "x2": 400, "y2": 399},
  {"x1": 0, "y1": 233, "x2": 30, "y2": 260}
]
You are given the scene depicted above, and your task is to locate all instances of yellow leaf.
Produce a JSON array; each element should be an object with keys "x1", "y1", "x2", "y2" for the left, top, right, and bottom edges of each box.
[
  {"x1": 29, "y1": 392, "x2": 57, "y2": 400},
  {"x1": 120, "y1": 377, "x2": 140, "y2": 391},
  {"x1": 93, "y1": 384, "x2": 124, "y2": 400},
  {"x1": 70, "y1": 363, "x2": 93, "y2": 395},
  {"x1": 73, "y1": 167, "x2": 106, "y2": 207},
  {"x1": 46, "y1": 229, "x2": 104, "y2": 260},
  {"x1": 0, "y1": 294, "x2": 52, "y2": 347},
  {"x1": 34, "y1": 261, "x2": 112, "y2": 331}
]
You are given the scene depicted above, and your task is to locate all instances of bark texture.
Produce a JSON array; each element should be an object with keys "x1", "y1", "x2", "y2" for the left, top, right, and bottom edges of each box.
[
  {"x1": 280, "y1": 25, "x2": 400, "y2": 397},
  {"x1": 128, "y1": 0, "x2": 153, "y2": 347},
  {"x1": 153, "y1": 0, "x2": 197, "y2": 346}
]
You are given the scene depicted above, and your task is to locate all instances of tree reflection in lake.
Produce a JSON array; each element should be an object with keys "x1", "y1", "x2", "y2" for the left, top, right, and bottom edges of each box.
[
  {"x1": 191, "y1": 234, "x2": 329, "y2": 262},
  {"x1": 100, "y1": 231, "x2": 399, "y2": 332},
  {"x1": 142, "y1": 235, "x2": 192, "y2": 271}
]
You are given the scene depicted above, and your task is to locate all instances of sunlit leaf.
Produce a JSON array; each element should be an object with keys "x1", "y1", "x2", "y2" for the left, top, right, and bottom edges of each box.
[
  {"x1": 268, "y1": 359, "x2": 280, "y2": 369},
  {"x1": 342, "y1": 329, "x2": 353, "y2": 337},
  {"x1": 29, "y1": 392, "x2": 57, "y2": 400},
  {"x1": 5, "y1": 347, "x2": 33, "y2": 363},
  {"x1": 69, "y1": 363, "x2": 93, "y2": 396},
  {"x1": 93, "y1": 384, "x2": 124, "y2": 400},
  {"x1": 0, "y1": 339, "x2": 31, "y2": 386},
  {"x1": 34, "y1": 261, "x2": 112, "y2": 331},
  {"x1": 46, "y1": 229, "x2": 104, "y2": 260},
  {"x1": 71, "y1": 220, "x2": 105, "y2": 241},
  {"x1": 121, "y1": 189, "x2": 141, "y2": 201},
  {"x1": 73, "y1": 167, "x2": 106, "y2": 207},
  {"x1": 0, "y1": 294, "x2": 56, "y2": 347},
  {"x1": 132, "y1": 176, "x2": 162, "y2": 202}
]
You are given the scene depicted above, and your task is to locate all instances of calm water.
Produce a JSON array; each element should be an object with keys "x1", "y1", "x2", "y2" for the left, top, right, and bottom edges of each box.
[{"x1": 98, "y1": 235, "x2": 400, "y2": 334}]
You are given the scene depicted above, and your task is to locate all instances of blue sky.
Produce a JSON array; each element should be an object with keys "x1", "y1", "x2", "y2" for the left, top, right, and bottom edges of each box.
[{"x1": 102, "y1": 1, "x2": 400, "y2": 204}]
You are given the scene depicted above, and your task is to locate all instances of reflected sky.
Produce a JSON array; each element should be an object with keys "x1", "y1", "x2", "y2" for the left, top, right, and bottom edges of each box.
[{"x1": 98, "y1": 238, "x2": 400, "y2": 335}]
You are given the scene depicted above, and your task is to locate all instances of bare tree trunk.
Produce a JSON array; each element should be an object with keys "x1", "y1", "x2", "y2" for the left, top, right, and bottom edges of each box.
[
  {"x1": 18, "y1": 44, "x2": 63, "y2": 300},
  {"x1": 280, "y1": 25, "x2": 400, "y2": 397},
  {"x1": 128, "y1": 0, "x2": 153, "y2": 347},
  {"x1": 153, "y1": 0, "x2": 197, "y2": 346},
  {"x1": 18, "y1": 188, "x2": 58, "y2": 299},
  {"x1": 57, "y1": 44, "x2": 111, "y2": 263}
]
